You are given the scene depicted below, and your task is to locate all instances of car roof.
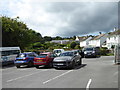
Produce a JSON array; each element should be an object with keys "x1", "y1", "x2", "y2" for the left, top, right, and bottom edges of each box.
[
  {"x1": 53, "y1": 49, "x2": 64, "y2": 50},
  {"x1": 40, "y1": 52, "x2": 51, "y2": 54},
  {"x1": 62, "y1": 51, "x2": 74, "y2": 53},
  {"x1": 72, "y1": 49, "x2": 79, "y2": 51},
  {"x1": 21, "y1": 52, "x2": 34, "y2": 54}
]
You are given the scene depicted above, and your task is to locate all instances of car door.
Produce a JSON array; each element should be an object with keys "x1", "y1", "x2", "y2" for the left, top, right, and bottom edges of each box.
[
  {"x1": 28, "y1": 53, "x2": 35, "y2": 61},
  {"x1": 72, "y1": 53, "x2": 77, "y2": 64},
  {"x1": 49, "y1": 54, "x2": 55, "y2": 62}
]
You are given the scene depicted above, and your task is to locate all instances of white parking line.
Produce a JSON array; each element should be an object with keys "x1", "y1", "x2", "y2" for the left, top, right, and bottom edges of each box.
[
  {"x1": 17, "y1": 69, "x2": 27, "y2": 71},
  {"x1": 3, "y1": 68, "x2": 33, "y2": 75},
  {"x1": 6, "y1": 69, "x2": 48, "y2": 82},
  {"x1": 86, "y1": 79, "x2": 92, "y2": 90},
  {"x1": 43, "y1": 70, "x2": 73, "y2": 84}
]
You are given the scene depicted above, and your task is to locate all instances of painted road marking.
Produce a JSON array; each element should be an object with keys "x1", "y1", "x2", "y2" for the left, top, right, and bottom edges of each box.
[
  {"x1": 6, "y1": 69, "x2": 48, "y2": 82},
  {"x1": 43, "y1": 70, "x2": 73, "y2": 84},
  {"x1": 17, "y1": 69, "x2": 27, "y2": 71},
  {"x1": 86, "y1": 79, "x2": 92, "y2": 90},
  {"x1": 3, "y1": 68, "x2": 33, "y2": 75}
]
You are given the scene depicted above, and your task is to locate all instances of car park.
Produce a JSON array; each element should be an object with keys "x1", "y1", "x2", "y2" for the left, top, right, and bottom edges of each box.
[
  {"x1": 83, "y1": 47, "x2": 100, "y2": 58},
  {"x1": 34, "y1": 52, "x2": 57, "y2": 68},
  {"x1": 14, "y1": 52, "x2": 38, "y2": 68},
  {"x1": 53, "y1": 51, "x2": 82, "y2": 69}
]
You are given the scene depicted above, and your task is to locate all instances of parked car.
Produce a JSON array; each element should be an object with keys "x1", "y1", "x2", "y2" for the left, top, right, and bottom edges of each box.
[
  {"x1": 72, "y1": 49, "x2": 84, "y2": 58},
  {"x1": 53, "y1": 49, "x2": 64, "y2": 56},
  {"x1": 83, "y1": 47, "x2": 101, "y2": 58},
  {"x1": 34, "y1": 52, "x2": 57, "y2": 68},
  {"x1": 53, "y1": 51, "x2": 82, "y2": 69},
  {"x1": 14, "y1": 52, "x2": 38, "y2": 68}
]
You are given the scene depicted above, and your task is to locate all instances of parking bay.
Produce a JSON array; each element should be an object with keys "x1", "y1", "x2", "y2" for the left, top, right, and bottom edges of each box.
[{"x1": 2, "y1": 56, "x2": 118, "y2": 88}]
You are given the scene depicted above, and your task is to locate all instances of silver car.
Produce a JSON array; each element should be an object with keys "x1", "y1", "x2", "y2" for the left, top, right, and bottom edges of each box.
[{"x1": 53, "y1": 51, "x2": 82, "y2": 69}]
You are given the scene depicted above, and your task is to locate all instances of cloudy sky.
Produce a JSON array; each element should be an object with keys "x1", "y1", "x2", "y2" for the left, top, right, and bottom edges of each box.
[{"x1": 0, "y1": 0, "x2": 118, "y2": 37}]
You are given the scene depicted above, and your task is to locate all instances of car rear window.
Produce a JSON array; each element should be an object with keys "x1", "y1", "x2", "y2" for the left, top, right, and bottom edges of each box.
[
  {"x1": 37, "y1": 54, "x2": 47, "y2": 58},
  {"x1": 53, "y1": 50, "x2": 61, "y2": 53}
]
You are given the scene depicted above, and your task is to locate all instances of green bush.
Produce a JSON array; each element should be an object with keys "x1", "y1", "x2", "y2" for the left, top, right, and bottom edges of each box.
[{"x1": 100, "y1": 47, "x2": 110, "y2": 56}]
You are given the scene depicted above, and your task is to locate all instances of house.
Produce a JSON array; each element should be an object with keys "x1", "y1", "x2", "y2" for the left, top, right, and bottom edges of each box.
[
  {"x1": 88, "y1": 34, "x2": 108, "y2": 47},
  {"x1": 75, "y1": 36, "x2": 80, "y2": 41},
  {"x1": 106, "y1": 29, "x2": 120, "y2": 49},
  {"x1": 79, "y1": 36, "x2": 93, "y2": 47}
]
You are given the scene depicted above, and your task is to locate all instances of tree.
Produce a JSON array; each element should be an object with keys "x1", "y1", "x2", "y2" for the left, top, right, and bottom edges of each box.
[
  {"x1": 53, "y1": 36, "x2": 63, "y2": 40},
  {"x1": 73, "y1": 35, "x2": 76, "y2": 40},
  {"x1": 2, "y1": 16, "x2": 43, "y2": 51},
  {"x1": 111, "y1": 45, "x2": 115, "y2": 53},
  {"x1": 43, "y1": 36, "x2": 52, "y2": 41},
  {"x1": 70, "y1": 42, "x2": 77, "y2": 49},
  {"x1": 75, "y1": 45, "x2": 80, "y2": 49}
]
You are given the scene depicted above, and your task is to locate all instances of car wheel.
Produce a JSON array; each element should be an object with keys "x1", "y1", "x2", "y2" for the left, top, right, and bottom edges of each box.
[
  {"x1": 16, "y1": 65, "x2": 20, "y2": 68},
  {"x1": 35, "y1": 66, "x2": 40, "y2": 69},
  {"x1": 54, "y1": 67, "x2": 58, "y2": 69},
  {"x1": 71, "y1": 61, "x2": 75, "y2": 69},
  {"x1": 28, "y1": 61, "x2": 33, "y2": 67},
  {"x1": 49, "y1": 62, "x2": 53, "y2": 68},
  {"x1": 45, "y1": 62, "x2": 53, "y2": 68},
  {"x1": 78, "y1": 58, "x2": 82, "y2": 65}
]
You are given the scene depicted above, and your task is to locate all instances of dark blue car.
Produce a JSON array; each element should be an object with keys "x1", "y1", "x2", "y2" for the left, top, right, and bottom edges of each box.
[{"x1": 14, "y1": 52, "x2": 38, "y2": 68}]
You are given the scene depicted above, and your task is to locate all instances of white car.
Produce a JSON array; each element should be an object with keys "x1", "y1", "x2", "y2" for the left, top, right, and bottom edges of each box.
[{"x1": 53, "y1": 49, "x2": 64, "y2": 56}]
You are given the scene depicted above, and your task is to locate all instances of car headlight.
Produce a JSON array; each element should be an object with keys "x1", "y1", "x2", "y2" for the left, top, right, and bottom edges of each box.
[
  {"x1": 92, "y1": 51, "x2": 95, "y2": 53},
  {"x1": 84, "y1": 52, "x2": 87, "y2": 54}
]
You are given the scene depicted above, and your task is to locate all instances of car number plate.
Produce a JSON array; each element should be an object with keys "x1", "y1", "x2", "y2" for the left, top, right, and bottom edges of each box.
[
  {"x1": 88, "y1": 54, "x2": 91, "y2": 55},
  {"x1": 37, "y1": 60, "x2": 42, "y2": 62},
  {"x1": 16, "y1": 61, "x2": 24, "y2": 63},
  {"x1": 57, "y1": 63, "x2": 64, "y2": 65}
]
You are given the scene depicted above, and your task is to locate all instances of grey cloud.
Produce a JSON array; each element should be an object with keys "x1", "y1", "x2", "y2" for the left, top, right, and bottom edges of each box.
[
  {"x1": 45, "y1": 2, "x2": 118, "y2": 37},
  {"x1": 46, "y1": 2, "x2": 86, "y2": 13}
]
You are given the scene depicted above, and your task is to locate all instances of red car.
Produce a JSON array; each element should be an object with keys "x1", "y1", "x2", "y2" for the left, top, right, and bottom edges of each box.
[{"x1": 34, "y1": 52, "x2": 56, "y2": 68}]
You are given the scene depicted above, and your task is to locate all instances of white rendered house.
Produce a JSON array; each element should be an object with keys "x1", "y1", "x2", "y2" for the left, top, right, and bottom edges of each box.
[
  {"x1": 106, "y1": 30, "x2": 120, "y2": 49},
  {"x1": 88, "y1": 34, "x2": 108, "y2": 47},
  {"x1": 80, "y1": 36, "x2": 93, "y2": 47}
]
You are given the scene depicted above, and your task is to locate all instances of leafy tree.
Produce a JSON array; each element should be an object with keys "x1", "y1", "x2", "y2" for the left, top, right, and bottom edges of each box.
[
  {"x1": 75, "y1": 45, "x2": 80, "y2": 49},
  {"x1": 111, "y1": 45, "x2": 115, "y2": 49},
  {"x1": 2, "y1": 16, "x2": 43, "y2": 51},
  {"x1": 70, "y1": 41, "x2": 77, "y2": 49},
  {"x1": 73, "y1": 35, "x2": 76, "y2": 40},
  {"x1": 43, "y1": 36, "x2": 52, "y2": 41},
  {"x1": 53, "y1": 36, "x2": 63, "y2": 40}
]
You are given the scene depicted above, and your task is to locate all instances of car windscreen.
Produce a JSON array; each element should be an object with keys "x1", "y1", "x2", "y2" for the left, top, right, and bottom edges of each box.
[
  {"x1": 37, "y1": 54, "x2": 47, "y2": 58},
  {"x1": 17, "y1": 53, "x2": 26, "y2": 57},
  {"x1": 54, "y1": 50, "x2": 61, "y2": 53},
  {"x1": 84, "y1": 48, "x2": 94, "y2": 51},
  {"x1": 59, "y1": 52, "x2": 74, "y2": 56}
]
